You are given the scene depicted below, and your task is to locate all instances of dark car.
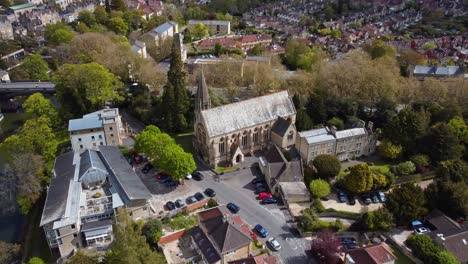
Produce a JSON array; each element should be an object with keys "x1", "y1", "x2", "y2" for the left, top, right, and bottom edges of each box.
[
  {"x1": 255, "y1": 224, "x2": 269, "y2": 238},
  {"x1": 126, "y1": 157, "x2": 133, "y2": 165},
  {"x1": 361, "y1": 194, "x2": 372, "y2": 205},
  {"x1": 159, "y1": 176, "x2": 173, "y2": 183},
  {"x1": 194, "y1": 192, "x2": 205, "y2": 201},
  {"x1": 321, "y1": 194, "x2": 331, "y2": 201},
  {"x1": 372, "y1": 193, "x2": 379, "y2": 204},
  {"x1": 341, "y1": 237, "x2": 358, "y2": 250},
  {"x1": 261, "y1": 198, "x2": 278, "y2": 204},
  {"x1": 142, "y1": 163, "x2": 154, "y2": 174},
  {"x1": 175, "y1": 199, "x2": 185, "y2": 208},
  {"x1": 255, "y1": 187, "x2": 267, "y2": 194},
  {"x1": 255, "y1": 182, "x2": 266, "y2": 189},
  {"x1": 166, "y1": 180, "x2": 179, "y2": 187},
  {"x1": 227, "y1": 202, "x2": 240, "y2": 213},
  {"x1": 347, "y1": 194, "x2": 356, "y2": 205},
  {"x1": 338, "y1": 191, "x2": 347, "y2": 203},
  {"x1": 252, "y1": 178, "x2": 265, "y2": 184},
  {"x1": 187, "y1": 196, "x2": 197, "y2": 204},
  {"x1": 166, "y1": 201, "x2": 175, "y2": 211},
  {"x1": 192, "y1": 171, "x2": 204, "y2": 181},
  {"x1": 205, "y1": 188, "x2": 216, "y2": 197}
]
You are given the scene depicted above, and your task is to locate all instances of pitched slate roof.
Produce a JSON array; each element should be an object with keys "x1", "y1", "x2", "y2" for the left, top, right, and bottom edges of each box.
[
  {"x1": 335, "y1": 128, "x2": 366, "y2": 139},
  {"x1": 40, "y1": 151, "x2": 76, "y2": 226},
  {"x1": 98, "y1": 146, "x2": 151, "y2": 203},
  {"x1": 271, "y1": 117, "x2": 292, "y2": 137},
  {"x1": 201, "y1": 91, "x2": 295, "y2": 137}
]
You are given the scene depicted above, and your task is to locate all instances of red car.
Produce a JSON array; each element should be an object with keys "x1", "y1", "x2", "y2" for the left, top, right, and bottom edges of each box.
[{"x1": 258, "y1": 192, "x2": 272, "y2": 200}]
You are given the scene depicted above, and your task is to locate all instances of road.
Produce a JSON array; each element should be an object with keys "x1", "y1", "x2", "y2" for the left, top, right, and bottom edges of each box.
[{"x1": 192, "y1": 159, "x2": 313, "y2": 264}]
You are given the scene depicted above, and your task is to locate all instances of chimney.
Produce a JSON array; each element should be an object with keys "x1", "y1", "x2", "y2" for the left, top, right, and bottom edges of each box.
[
  {"x1": 356, "y1": 119, "x2": 365, "y2": 128},
  {"x1": 367, "y1": 121, "x2": 374, "y2": 132},
  {"x1": 329, "y1": 126, "x2": 337, "y2": 136}
]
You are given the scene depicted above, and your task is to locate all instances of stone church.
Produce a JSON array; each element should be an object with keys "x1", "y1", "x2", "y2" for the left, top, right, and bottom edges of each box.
[{"x1": 193, "y1": 73, "x2": 297, "y2": 168}]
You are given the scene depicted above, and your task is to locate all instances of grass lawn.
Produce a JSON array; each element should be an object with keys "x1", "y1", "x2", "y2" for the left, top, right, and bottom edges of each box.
[
  {"x1": 174, "y1": 133, "x2": 194, "y2": 154},
  {"x1": 214, "y1": 166, "x2": 238, "y2": 174},
  {"x1": 166, "y1": 213, "x2": 197, "y2": 231},
  {"x1": 369, "y1": 160, "x2": 397, "y2": 174},
  {"x1": 391, "y1": 246, "x2": 415, "y2": 264}
]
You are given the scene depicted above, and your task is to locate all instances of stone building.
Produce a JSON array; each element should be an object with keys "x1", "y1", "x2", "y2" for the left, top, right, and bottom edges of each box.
[
  {"x1": 188, "y1": 19, "x2": 231, "y2": 35},
  {"x1": 0, "y1": 18, "x2": 14, "y2": 40},
  {"x1": 193, "y1": 73, "x2": 297, "y2": 168}
]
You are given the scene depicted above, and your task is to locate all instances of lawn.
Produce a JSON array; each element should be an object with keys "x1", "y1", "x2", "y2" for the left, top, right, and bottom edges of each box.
[
  {"x1": 174, "y1": 133, "x2": 194, "y2": 154},
  {"x1": 369, "y1": 160, "x2": 396, "y2": 174},
  {"x1": 214, "y1": 166, "x2": 238, "y2": 174},
  {"x1": 166, "y1": 213, "x2": 197, "y2": 231},
  {"x1": 391, "y1": 246, "x2": 415, "y2": 264}
]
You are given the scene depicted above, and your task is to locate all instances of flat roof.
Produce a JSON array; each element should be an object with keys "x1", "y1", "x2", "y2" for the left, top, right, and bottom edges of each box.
[{"x1": 9, "y1": 3, "x2": 36, "y2": 10}]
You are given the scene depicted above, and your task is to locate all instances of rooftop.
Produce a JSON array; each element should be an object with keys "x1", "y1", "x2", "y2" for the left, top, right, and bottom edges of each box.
[
  {"x1": 346, "y1": 243, "x2": 397, "y2": 264},
  {"x1": 9, "y1": 3, "x2": 37, "y2": 10},
  {"x1": 68, "y1": 108, "x2": 119, "y2": 131}
]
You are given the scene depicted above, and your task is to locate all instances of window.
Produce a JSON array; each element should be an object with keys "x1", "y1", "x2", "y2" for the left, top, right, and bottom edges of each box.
[
  {"x1": 73, "y1": 233, "x2": 77, "y2": 237},
  {"x1": 78, "y1": 138, "x2": 82, "y2": 142},
  {"x1": 99, "y1": 135, "x2": 102, "y2": 139},
  {"x1": 328, "y1": 148, "x2": 333, "y2": 154},
  {"x1": 90, "y1": 129, "x2": 94, "y2": 132},
  {"x1": 93, "y1": 143, "x2": 96, "y2": 147},
  {"x1": 80, "y1": 145, "x2": 83, "y2": 149},
  {"x1": 110, "y1": 133, "x2": 114, "y2": 137},
  {"x1": 340, "y1": 146, "x2": 346, "y2": 151},
  {"x1": 100, "y1": 142, "x2": 103, "y2": 146},
  {"x1": 287, "y1": 131, "x2": 294, "y2": 141},
  {"x1": 91, "y1": 136, "x2": 95, "y2": 140},
  {"x1": 253, "y1": 131, "x2": 259, "y2": 144},
  {"x1": 242, "y1": 134, "x2": 247, "y2": 147},
  {"x1": 219, "y1": 140, "x2": 225, "y2": 154},
  {"x1": 356, "y1": 143, "x2": 361, "y2": 149},
  {"x1": 109, "y1": 127, "x2": 113, "y2": 131},
  {"x1": 71, "y1": 224, "x2": 75, "y2": 229},
  {"x1": 263, "y1": 130, "x2": 269, "y2": 141}
]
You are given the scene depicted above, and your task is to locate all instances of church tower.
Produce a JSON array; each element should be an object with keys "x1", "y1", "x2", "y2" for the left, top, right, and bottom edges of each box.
[{"x1": 195, "y1": 71, "x2": 211, "y2": 122}]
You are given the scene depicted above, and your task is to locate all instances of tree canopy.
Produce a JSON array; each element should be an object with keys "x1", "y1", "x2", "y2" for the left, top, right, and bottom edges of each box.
[
  {"x1": 312, "y1": 154, "x2": 341, "y2": 179},
  {"x1": 309, "y1": 179, "x2": 331, "y2": 198},
  {"x1": 424, "y1": 123, "x2": 463, "y2": 163},
  {"x1": 310, "y1": 230, "x2": 342, "y2": 264},
  {"x1": 406, "y1": 234, "x2": 459, "y2": 264},
  {"x1": 343, "y1": 164, "x2": 386, "y2": 193},
  {"x1": 385, "y1": 183, "x2": 427, "y2": 226},
  {"x1": 45, "y1": 22, "x2": 74, "y2": 45},
  {"x1": 192, "y1": 22, "x2": 208, "y2": 39},
  {"x1": 378, "y1": 140, "x2": 402, "y2": 160},
  {"x1": 23, "y1": 93, "x2": 60, "y2": 128},
  {"x1": 11, "y1": 54, "x2": 49, "y2": 80}
]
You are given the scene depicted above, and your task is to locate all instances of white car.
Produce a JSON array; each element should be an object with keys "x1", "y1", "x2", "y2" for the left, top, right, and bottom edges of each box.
[
  {"x1": 267, "y1": 237, "x2": 281, "y2": 251},
  {"x1": 185, "y1": 174, "x2": 192, "y2": 179},
  {"x1": 415, "y1": 227, "x2": 429, "y2": 234}
]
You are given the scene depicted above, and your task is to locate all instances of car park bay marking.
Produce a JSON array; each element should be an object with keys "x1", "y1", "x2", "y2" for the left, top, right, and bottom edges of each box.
[{"x1": 285, "y1": 237, "x2": 298, "y2": 250}]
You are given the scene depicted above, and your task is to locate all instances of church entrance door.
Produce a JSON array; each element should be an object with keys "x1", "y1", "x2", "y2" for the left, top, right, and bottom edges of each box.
[{"x1": 236, "y1": 154, "x2": 241, "y2": 163}]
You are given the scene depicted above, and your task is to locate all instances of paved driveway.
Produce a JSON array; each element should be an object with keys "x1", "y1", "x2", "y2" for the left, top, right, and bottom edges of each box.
[
  {"x1": 321, "y1": 191, "x2": 383, "y2": 213},
  {"x1": 191, "y1": 163, "x2": 314, "y2": 264}
]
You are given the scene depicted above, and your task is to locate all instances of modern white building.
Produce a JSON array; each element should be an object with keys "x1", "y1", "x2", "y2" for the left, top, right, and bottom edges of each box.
[
  {"x1": 68, "y1": 108, "x2": 124, "y2": 153},
  {"x1": 188, "y1": 19, "x2": 231, "y2": 35},
  {"x1": 131, "y1": 40, "x2": 148, "y2": 59}
]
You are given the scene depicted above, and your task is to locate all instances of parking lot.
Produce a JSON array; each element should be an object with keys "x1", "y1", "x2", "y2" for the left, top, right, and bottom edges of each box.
[{"x1": 321, "y1": 190, "x2": 384, "y2": 213}]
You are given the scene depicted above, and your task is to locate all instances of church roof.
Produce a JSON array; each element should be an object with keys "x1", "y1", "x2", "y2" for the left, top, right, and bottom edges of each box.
[
  {"x1": 201, "y1": 91, "x2": 295, "y2": 137},
  {"x1": 271, "y1": 117, "x2": 292, "y2": 137},
  {"x1": 198, "y1": 71, "x2": 210, "y2": 107}
]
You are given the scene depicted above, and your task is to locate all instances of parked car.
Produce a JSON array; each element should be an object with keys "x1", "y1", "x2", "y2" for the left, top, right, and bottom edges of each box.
[
  {"x1": 258, "y1": 192, "x2": 273, "y2": 200},
  {"x1": 159, "y1": 176, "x2": 173, "y2": 183},
  {"x1": 411, "y1": 220, "x2": 429, "y2": 234},
  {"x1": 255, "y1": 187, "x2": 267, "y2": 194},
  {"x1": 252, "y1": 178, "x2": 265, "y2": 184},
  {"x1": 347, "y1": 194, "x2": 356, "y2": 205},
  {"x1": 126, "y1": 157, "x2": 133, "y2": 165},
  {"x1": 166, "y1": 201, "x2": 175, "y2": 211},
  {"x1": 267, "y1": 237, "x2": 281, "y2": 251},
  {"x1": 255, "y1": 182, "x2": 266, "y2": 189},
  {"x1": 338, "y1": 191, "x2": 347, "y2": 203},
  {"x1": 341, "y1": 237, "x2": 358, "y2": 250},
  {"x1": 192, "y1": 171, "x2": 204, "y2": 181},
  {"x1": 361, "y1": 194, "x2": 371, "y2": 205},
  {"x1": 185, "y1": 173, "x2": 192, "y2": 179},
  {"x1": 175, "y1": 199, "x2": 185, "y2": 208},
  {"x1": 227, "y1": 202, "x2": 240, "y2": 213},
  {"x1": 142, "y1": 163, "x2": 154, "y2": 174},
  {"x1": 166, "y1": 180, "x2": 179, "y2": 188},
  {"x1": 187, "y1": 196, "x2": 198, "y2": 204},
  {"x1": 320, "y1": 194, "x2": 331, "y2": 201},
  {"x1": 205, "y1": 188, "x2": 216, "y2": 197},
  {"x1": 194, "y1": 192, "x2": 205, "y2": 201},
  {"x1": 261, "y1": 198, "x2": 278, "y2": 204},
  {"x1": 415, "y1": 227, "x2": 430, "y2": 234},
  {"x1": 371, "y1": 193, "x2": 379, "y2": 204},
  {"x1": 377, "y1": 191, "x2": 386, "y2": 202},
  {"x1": 255, "y1": 224, "x2": 269, "y2": 238}
]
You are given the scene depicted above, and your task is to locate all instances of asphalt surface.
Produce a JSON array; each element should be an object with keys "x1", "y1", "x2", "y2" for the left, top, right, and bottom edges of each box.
[{"x1": 192, "y1": 159, "x2": 313, "y2": 264}]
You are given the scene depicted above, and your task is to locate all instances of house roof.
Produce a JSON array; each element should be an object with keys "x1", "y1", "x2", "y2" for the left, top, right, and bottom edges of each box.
[
  {"x1": 228, "y1": 253, "x2": 277, "y2": 264},
  {"x1": 9, "y1": 3, "x2": 36, "y2": 10},
  {"x1": 152, "y1": 21, "x2": 177, "y2": 34},
  {"x1": 68, "y1": 116, "x2": 102, "y2": 131},
  {"x1": 201, "y1": 91, "x2": 295, "y2": 137},
  {"x1": 347, "y1": 243, "x2": 397, "y2": 264},
  {"x1": 279, "y1": 182, "x2": 310, "y2": 200},
  {"x1": 40, "y1": 151, "x2": 76, "y2": 226},
  {"x1": 413, "y1": 65, "x2": 463, "y2": 76},
  {"x1": 79, "y1": 150, "x2": 108, "y2": 186},
  {"x1": 335, "y1": 128, "x2": 366, "y2": 139},
  {"x1": 271, "y1": 116, "x2": 292, "y2": 137},
  {"x1": 197, "y1": 207, "x2": 252, "y2": 255},
  {"x1": 298, "y1": 128, "x2": 336, "y2": 144},
  {"x1": 190, "y1": 226, "x2": 221, "y2": 264},
  {"x1": 81, "y1": 219, "x2": 113, "y2": 232},
  {"x1": 98, "y1": 146, "x2": 151, "y2": 203},
  {"x1": 264, "y1": 144, "x2": 304, "y2": 183},
  {"x1": 439, "y1": 232, "x2": 468, "y2": 263}
]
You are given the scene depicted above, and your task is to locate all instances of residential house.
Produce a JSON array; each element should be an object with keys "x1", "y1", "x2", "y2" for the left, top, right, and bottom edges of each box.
[
  {"x1": 8, "y1": 3, "x2": 37, "y2": 17},
  {"x1": 425, "y1": 210, "x2": 468, "y2": 263},
  {"x1": 411, "y1": 65, "x2": 465, "y2": 79},
  {"x1": 131, "y1": 40, "x2": 147, "y2": 59},
  {"x1": 237, "y1": 34, "x2": 272, "y2": 51},
  {"x1": 127, "y1": 0, "x2": 163, "y2": 19},
  {"x1": 141, "y1": 21, "x2": 178, "y2": 45},
  {"x1": 19, "y1": 8, "x2": 61, "y2": 35},
  {"x1": 61, "y1": 2, "x2": 96, "y2": 23},
  {"x1": 0, "y1": 18, "x2": 14, "y2": 40},
  {"x1": 190, "y1": 206, "x2": 252, "y2": 263},
  {"x1": 188, "y1": 20, "x2": 231, "y2": 35},
  {"x1": 345, "y1": 243, "x2": 397, "y2": 264},
  {"x1": 40, "y1": 146, "x2": 152, "y2": 259},
  {"x1": 193, "y1": 72, "x2": 297, "y2": 168},
  {"x1": 228, "y1": 254, "x2": 277, "y2": 264},
  {"x1": 296, "y1": 121, "x2": 377, "y2": 164},
  {"x1": 68, "y1": 108, "x2": 124, "y2": 153}
]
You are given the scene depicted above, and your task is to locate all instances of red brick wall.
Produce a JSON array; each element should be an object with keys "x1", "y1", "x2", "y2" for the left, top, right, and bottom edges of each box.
[
  {"x1": 184, "y1": 199, "x2": 208, "y2": 212},
  {"x1": 159, "y1": 229, "x2": 186, "y2": 245}
]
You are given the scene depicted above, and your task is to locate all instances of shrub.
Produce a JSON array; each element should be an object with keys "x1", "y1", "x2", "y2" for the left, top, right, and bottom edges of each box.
[
  {"x1": 313, "y1": 154, "x2": 341, "y2": 179},
  {"x1": 312, "y1": 199, "x2": 325, "y2": 213},
  {"x1": 206, "y1": 199, "x2": 218, "y2": 208},
  {"x1": 309, "y1": 179, "x2": 331, "y2": 198},
  {"x1": 382, "y1": 172, "x2": 395, "y2": 189},
  {"x1": 406, "y1": 234, "x2": 459, "y2": 264},
  {"x1": 326, "y1": 117, "x2": 344, "y2": 130},
  {"x1": 161, "y1": 216, "x2": 170, "y2": 224},
  {"x1": 395, "y1": 161, "x2": 416, "y2": 176},
  {"x1": 379, "y1": 140, "x2": 402, "y2": 160},
  {"x1": 410, "y1": 154, "x2": 431, "y2": 168}
]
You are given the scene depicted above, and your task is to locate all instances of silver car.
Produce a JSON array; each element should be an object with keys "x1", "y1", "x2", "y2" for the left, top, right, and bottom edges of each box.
[{"x1": 267, "y1": 237, "x2": 281, "y2": 251}]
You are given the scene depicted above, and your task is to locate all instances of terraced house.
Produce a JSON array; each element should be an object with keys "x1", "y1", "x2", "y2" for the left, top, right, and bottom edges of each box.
[{"x1": 40, "y1": 146, "x2": 152, "y2": 259}]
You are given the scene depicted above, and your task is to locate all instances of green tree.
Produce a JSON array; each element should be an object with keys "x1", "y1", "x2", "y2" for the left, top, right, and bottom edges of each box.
[
  {"x1": 142, "y1": 219, "x2": 163, "y2": 246},
  {"x1": 78, "y1": 10, "x2": 97, "y2": 27},
  {"x1": 105, "y1": 213, "x2": 166, "y2": 264},
  {"x1": 344, "y1": 164, "x2": 385, "y2": 193},
  {"x1": 192, "y1": 22, "x2": 208, "y2": 38},
  {"x1": 312, "y1": 154, "x2": 341, "y2": 179},
  {"x1": 367, "y1": 40, "x2": 396, "y2": 59},
  {"x1": 110, "y1": 0, "x2": 127, "y2": 12},
  {"x1": 134, "y1": 126, "x2": 175, "y2": 164},
  {"x1": 45, "y1": 22, "x2": 74, "y2": 45},
  {"x1": 326, "y1": 117, "x2": 344, "y2": 130},
  {"x1": 293, "y1": 94, "x2": 313, "y2": 131},
  {"x1": 16, "y1": 54, "x2": 49, "y2": 80},
  {"x1": 27, "y1": 257, "x2": 45, "y2": 264},
  {"x1": 421, "y1": 40, "x2": 437, "y2": 50},
  {"x1": 385, "y1": 183, "x2": 427, "y2": 226},
  {"x1": 394, "y1": 161, "x2": 416, "y2": 176},
  {"x1": 54, "y1": 63, "x2": 123, "y2": 118},
  {"x1": 378, "y1": 140, "x2": 402, "y2": 160},
  {"x1": 424, "y1": 123, "x2": 463, "y2": 163},
  {"x1": 214, "y1": 42, "x2": 223, "y2": 56},
  {"x1": 23, "y1": 93, "x2": 60, "y2": 127},
  {"x1": 161, "y1": 41, "x2": 190, "y2": 132},
  {"x1": 93, "y1": 5, "x2": 109, "y2": 25},
  {"x1": 0, "y1": 241, "x2": 20, "y2": 264},
  {"x1": 436, "y1": 159, "x2": 468, "y2": 183},
  {"x1": 108, "y1": 17, "x2": 129, "y2": 35},
  {"x1": 0, "y1": 0, "x2": 12, "y2": 7},
  {"x1": 410, "y1": 154, "x2": 431, "y2": 168},
  {"x1": 447, "y1": 116, "x2": 468, "y2": 143},
  {"x1": 309, "y1": 179, "x2": 331, "y2": 198},
  {"x1": 159, "y1": 145, "x2": 196, "y2": 181},
  {"x1": 284, "y1": 39, "x2": 323, "y2": 71},
  {"x1": 406, "y1": 234, "x2": 459, "y2": 264},
  {"x1": 67, "y1": 250, "x2": 99, "y2": 264},
  {"x1": 426, "y1": 181, "x2": 468, "y2": 218},
  {"x1": 361, "y1": 208, "x2": 394, "y2": 231}
]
